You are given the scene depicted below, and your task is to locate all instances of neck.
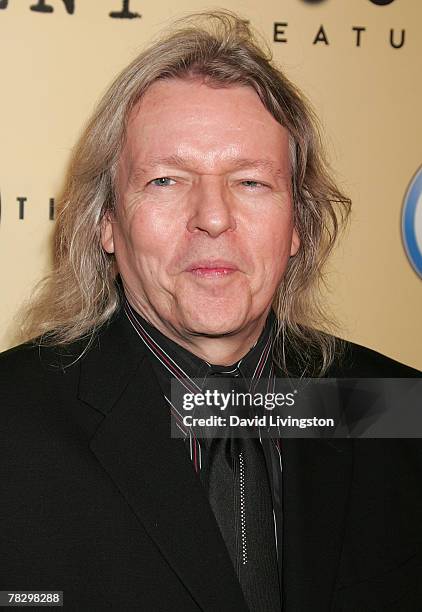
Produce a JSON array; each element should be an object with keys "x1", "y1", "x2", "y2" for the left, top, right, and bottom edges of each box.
[
  {"x1": 171, "y1": 322, "x2": 267, "y2": 366},
  {"x1": 125, "y1": 299, "x2": 271, "y2": 366}
]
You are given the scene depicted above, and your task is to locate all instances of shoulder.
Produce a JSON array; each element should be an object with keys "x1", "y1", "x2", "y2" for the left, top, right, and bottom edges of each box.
[
  {"x1": 0, "y1": 340, "x2": 85, "y2": 413},
  {"x1": 0, "y1": 305, "x2": 126, "y2": 380},
  {"x1": 0, "y1": 338, "x2": 83, "y2": 380},
  {"x1": 281, "y1": 326, "x2": 420, "y2": 378},
  {"x1": 0, "y1": 341, "x2": 55, "y2": 387},
  {"x1": 0, "y1": 308, "x2": 148, "y2": 401},
  {"x1": 328, "y1": 337, "x2": 421, "y2": 378}
]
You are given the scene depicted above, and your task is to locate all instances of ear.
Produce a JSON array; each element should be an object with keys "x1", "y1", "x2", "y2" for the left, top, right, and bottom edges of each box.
[
  {"x1": 290, "y1": 227, "x2": 300, "y2": 257},
  {"x1": 101, "y1": 210, "x2": 115, "y2": 254}
]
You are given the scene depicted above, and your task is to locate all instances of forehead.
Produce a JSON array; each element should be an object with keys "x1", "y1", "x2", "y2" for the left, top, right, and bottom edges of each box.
[
  {"x1": 125, "y1": 79, "x2": 288, "y2": 163},
  {"x1": 120, "y1": 78, "x2": 290, "y2": 174}
]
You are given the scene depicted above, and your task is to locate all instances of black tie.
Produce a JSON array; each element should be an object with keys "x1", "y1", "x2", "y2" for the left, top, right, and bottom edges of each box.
[{"x1": 200, "y1": 372, "x2": 281, "y2": 612}]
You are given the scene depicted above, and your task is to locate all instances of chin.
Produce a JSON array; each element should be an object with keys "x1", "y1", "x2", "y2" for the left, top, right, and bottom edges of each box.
[{"x1": 177, "y1": 300, "x2": 249, "y2": 337}]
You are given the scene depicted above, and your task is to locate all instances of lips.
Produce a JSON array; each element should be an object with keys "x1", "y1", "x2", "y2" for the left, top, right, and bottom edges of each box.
[{"x1": 186, "y1": 260, "x2": 239, "y2": 277}]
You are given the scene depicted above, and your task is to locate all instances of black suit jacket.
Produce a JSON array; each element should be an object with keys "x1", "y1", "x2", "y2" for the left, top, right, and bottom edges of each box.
[{"x1": 1, "y1": 309, "x2": 421, "y2": 611}]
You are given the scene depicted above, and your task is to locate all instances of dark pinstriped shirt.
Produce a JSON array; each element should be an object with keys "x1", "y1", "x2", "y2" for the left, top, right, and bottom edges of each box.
[{"x1": 124, "y1": 298, "x2": 283, "y2": 595}]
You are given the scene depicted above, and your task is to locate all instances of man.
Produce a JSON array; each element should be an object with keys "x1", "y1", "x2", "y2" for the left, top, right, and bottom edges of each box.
[{"x1": 1, "y1": 11, "x2": 421, "y2": 612}]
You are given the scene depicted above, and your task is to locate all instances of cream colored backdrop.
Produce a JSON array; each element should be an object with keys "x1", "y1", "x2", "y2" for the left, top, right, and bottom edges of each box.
[{"x1": 0, "y1": 0, "x2": 421, "y2": 368}]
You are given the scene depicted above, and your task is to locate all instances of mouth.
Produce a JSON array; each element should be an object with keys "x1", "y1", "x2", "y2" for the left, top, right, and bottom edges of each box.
[{"x1": 186, "y1": 260, "x2": 239, "y2": 278}]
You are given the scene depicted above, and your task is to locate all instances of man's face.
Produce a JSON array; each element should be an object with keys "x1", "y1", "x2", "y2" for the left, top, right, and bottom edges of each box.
[{"x1": 102, "y1": 78, "x2": 299, "y2": 341}]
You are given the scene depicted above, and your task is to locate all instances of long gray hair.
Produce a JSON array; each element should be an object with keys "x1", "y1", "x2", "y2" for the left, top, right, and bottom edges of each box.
[{"x1": 21, "y1": 10, "x2": 351, "y2": 376}]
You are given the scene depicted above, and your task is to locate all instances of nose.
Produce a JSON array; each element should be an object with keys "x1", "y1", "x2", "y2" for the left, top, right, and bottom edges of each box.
[{"x1": 186, "y1": 176, "x2": 236, "y2": 237}]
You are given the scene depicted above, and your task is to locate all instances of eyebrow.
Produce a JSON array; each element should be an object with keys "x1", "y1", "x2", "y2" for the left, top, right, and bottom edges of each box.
[{"x1": 129, "y1": 154, "x2": 288, "y2": 183}]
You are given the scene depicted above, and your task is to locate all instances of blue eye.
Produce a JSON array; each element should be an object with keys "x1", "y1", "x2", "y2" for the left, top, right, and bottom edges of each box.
[
  {"x1": 241, "y1": 180, "x2": 265, "y2": 188},
  {"x1": 150, "y1": 177, "x2": 175, "y2": 187}
]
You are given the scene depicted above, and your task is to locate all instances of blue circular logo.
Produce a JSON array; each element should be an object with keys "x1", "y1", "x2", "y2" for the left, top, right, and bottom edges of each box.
[{"x1": 402, "y1": 166, "x2": 422, "y2": 278}]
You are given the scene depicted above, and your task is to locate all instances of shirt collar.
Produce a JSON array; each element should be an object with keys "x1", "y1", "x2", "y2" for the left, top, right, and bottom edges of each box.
[{"x1": 124, "y1": 298, "x2": 276, "y2": 392}]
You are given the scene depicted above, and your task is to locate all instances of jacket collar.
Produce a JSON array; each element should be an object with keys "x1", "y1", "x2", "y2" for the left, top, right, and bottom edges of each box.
[
  {"x1": 78, "y1": 307, "x2": 352, "y2": 611},
  {"x1": 79, "y1": 308, "x2": 250, "y2": 611}
]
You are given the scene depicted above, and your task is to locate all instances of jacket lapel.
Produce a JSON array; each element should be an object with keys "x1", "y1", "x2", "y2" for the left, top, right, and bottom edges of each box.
[
  {"x1": 79, "y1": 312, "x2": 249, "y2": 612},
  {"x1": 281, "y1": 438, "x2": 353, "y2": 611},
  {"x1": 77, "y1": 310, "x2": 353, "y2": 611}
]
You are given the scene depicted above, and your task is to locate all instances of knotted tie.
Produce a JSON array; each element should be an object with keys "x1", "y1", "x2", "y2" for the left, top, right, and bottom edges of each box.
[{"x1": 200, "y1": 371, "x2": 281, "y2": 612}]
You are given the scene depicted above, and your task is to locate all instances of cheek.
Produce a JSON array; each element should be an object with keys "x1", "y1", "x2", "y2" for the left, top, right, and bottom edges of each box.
[
  {"x1": 117, "y1": 210, "x2": 176, "y2": 279},
  {"x1": 248, "y1": 209, "x2": 294, "y2": 275}
]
